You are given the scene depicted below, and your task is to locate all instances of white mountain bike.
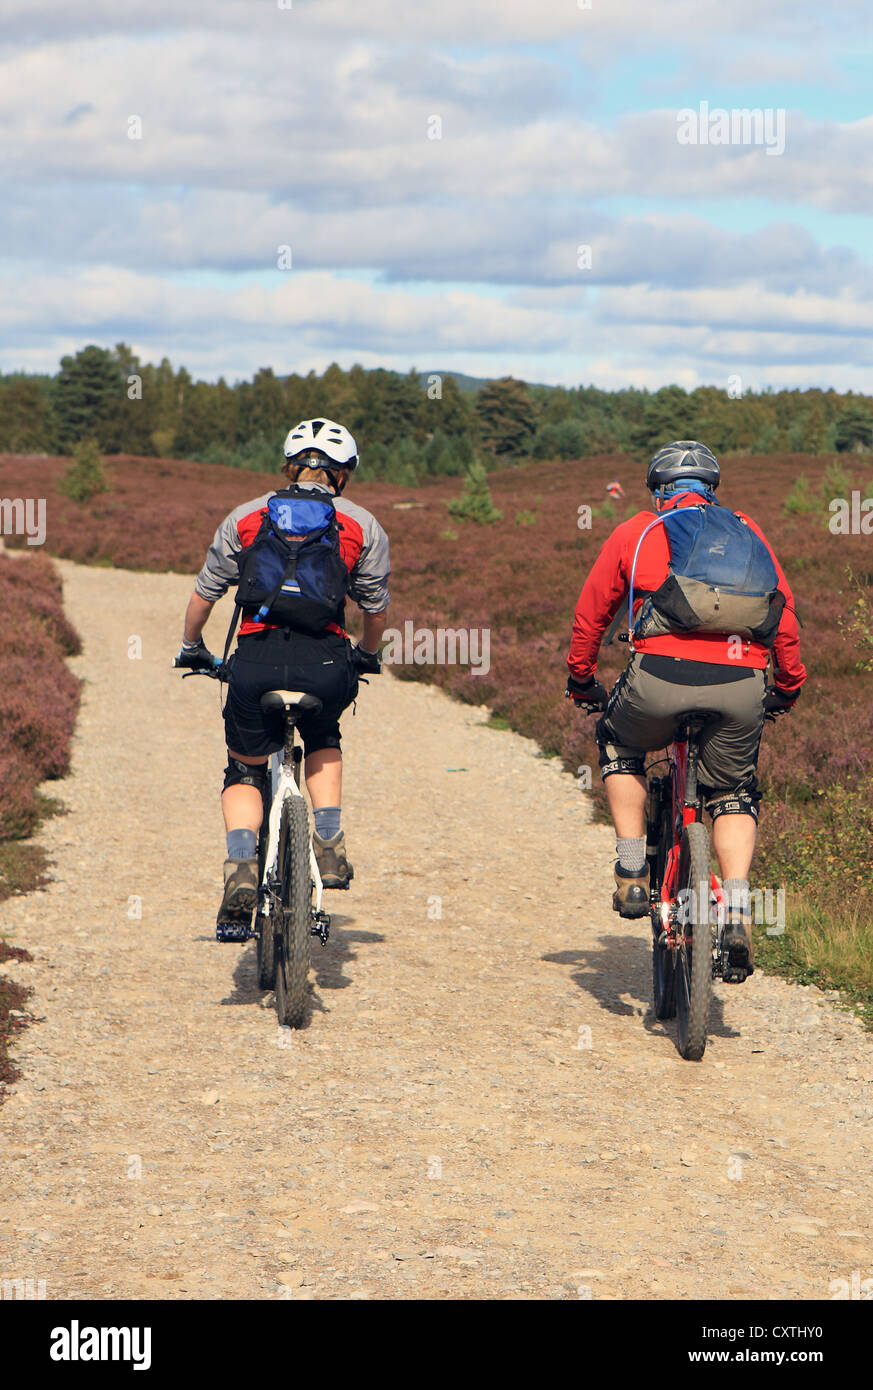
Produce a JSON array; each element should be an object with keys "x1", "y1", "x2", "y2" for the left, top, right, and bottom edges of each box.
[
  {"x1": 178, "y1": 666, "x2": 330, "y2": 1029},
  {"x1": 250, "y1": 687, "x2": 331, "y2": 1029}
]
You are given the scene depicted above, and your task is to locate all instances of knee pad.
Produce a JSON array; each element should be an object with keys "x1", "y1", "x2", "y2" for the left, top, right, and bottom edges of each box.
[
  {"x1": 599, "y1": 756, "x2": 646, "y2": 780},
  {"x1": 223, "y1": 757, "x2": 269, "y2": 795},
  {"x1": 706, "y1": 790, "x2": 760, "y2": 823},
  {"x1": 595, "y1": 716, "x2": 645, "y2": 779}
]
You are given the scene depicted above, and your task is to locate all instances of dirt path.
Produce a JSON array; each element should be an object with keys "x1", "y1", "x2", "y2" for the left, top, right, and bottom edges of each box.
[{"x1": 1, "y1": 561, "x2": 872, "y2": 1301}]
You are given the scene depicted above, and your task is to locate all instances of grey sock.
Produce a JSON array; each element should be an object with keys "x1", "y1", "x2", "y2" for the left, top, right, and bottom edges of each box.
[
  {"x1": 227, "y1": 829, "x2": 257, "y2": 860},
  {"x1": 723, "y1": 878, "x2": 751, "y2": 914},
  {"x1": 314, "y1": 806, "x2": 342, "y2": 841},
  {"x1": 617, "y1": 836, "x2": 647, "y2": 873}
]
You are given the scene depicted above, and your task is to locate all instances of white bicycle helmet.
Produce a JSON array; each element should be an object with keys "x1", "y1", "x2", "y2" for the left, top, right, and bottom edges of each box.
[{"x1": 283, "y1": 418, "x2": 359, "y2": 471}]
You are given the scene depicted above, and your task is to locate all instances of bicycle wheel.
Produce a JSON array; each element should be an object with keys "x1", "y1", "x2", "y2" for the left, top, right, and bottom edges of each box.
[
  {"x1": 274, "y1": 795, "x2": 312, "y2": 1029},
  {"x1": 674, "y1": 820, "x2": 713, "y2": 1061},
  {"x1": 255, "y1": 818, "x2": 276, "y2": 991},
  {"x1": 648, "y1": 776, "x2": 676, "y2": 1020}
]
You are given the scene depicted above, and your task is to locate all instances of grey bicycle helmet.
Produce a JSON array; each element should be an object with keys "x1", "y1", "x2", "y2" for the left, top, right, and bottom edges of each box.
[{"x1": 646, "y1": 440, "x2": 720, "y2": 492}]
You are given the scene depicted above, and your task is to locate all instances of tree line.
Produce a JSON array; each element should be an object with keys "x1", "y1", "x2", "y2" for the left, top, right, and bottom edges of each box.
[{"x1": 1, "y1": 344, "x2": 871, "y2": 483}]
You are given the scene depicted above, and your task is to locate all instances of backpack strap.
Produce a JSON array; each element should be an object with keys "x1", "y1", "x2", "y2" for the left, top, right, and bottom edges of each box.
[
  {"x1": 222, "y1": 600, "x2": 242, "y2": 669},
  {"x1": 250, "y1": 537, "x2": 303, "y2": 625}
]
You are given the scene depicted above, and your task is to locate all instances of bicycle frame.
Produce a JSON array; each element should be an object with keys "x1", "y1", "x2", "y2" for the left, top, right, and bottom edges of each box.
[
  {"x1": 655, "y1": 724, "x2": 725, "y2": 937},
  {"x1": 176, "y1": 663, "x2": 328, "y2": 952}
]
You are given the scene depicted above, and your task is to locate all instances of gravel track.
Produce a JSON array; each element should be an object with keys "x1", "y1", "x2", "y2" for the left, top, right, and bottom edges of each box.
[{"x1": 1, "y1": 561, "x2": 871, "y2": 1301}]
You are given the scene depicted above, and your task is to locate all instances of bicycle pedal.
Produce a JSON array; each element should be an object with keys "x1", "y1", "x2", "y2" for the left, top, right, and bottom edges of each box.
[
  {"x1": 215, "y1": 920, "x2": 254, "y2": 944},
  {"x1": 310, "y1": 910, "x2": 331, "y2": 947}
]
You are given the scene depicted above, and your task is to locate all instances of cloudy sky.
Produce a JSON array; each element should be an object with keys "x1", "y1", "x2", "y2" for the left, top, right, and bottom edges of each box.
[{"x1": 1, "y1": 0, "x2": 870, "y2": 390}]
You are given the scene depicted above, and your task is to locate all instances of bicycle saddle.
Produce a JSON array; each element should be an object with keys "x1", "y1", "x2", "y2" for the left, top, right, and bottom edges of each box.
[{"x1": 260, "y1": 689, "x2": 323, "y2": 716}]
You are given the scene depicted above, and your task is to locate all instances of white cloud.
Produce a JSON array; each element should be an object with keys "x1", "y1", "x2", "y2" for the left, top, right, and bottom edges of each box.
[
  {"x1": 1, "y1": 0, "x2": 869, "y2": 391},
  {"x1": 0, "y1": 0, "x2": 864, "y2": 47},
  {"x1": 2, "y1": 263, "x2": 871, "y2": 391},
  {"x1": 1, "y1": 29, "x2": 869, "y2": 218}
]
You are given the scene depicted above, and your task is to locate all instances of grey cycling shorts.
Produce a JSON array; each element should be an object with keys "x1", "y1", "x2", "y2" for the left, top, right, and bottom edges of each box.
[{"x1": 596, "y1": 653, "x2": 766, "y2": 796}]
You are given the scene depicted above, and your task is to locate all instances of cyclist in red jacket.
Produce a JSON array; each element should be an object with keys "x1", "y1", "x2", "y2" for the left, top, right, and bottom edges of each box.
[{"x1": 565, "y1": 441, "x2": 806, "y2": 976}]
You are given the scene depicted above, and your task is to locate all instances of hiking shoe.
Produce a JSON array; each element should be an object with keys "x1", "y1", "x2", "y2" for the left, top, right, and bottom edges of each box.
[
  {"x1": 313, "y1": 831, "x2": 354, "y2": 889},
  {"x1": 217, "y1": 857, "x2": 259, "y2": 927},
  {"x1": 612, "y1": 861, "x2": 650, "y2": 918},
  {"x1": 722, "y1": 909, "x2": 754, "y2": 979}
]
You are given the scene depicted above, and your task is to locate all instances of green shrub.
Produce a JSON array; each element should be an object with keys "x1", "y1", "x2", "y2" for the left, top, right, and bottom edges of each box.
[
  {"x1": 446, "y1": 461, "x2": 502, "y2": 525},
  {"x1": 782, "y1": 474, "x2": 819, "y2": 515},
  {"x1": 151, "y1": 427, "x2": 176, "y2": 457},
  {"x1": 57, "y1": 437, "x2": 108, "y2": 503},
  {"x1": 821, "y1": 461, "x2": 853, "y2": 500},
  {"x1": 838, "y1": 567, "x2": 873, "y2": 672}
]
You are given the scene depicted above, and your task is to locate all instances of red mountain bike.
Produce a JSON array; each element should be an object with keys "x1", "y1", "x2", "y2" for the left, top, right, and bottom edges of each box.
[{"x1": 645, "y1": 710, "x2": 735, "y2": 1061}]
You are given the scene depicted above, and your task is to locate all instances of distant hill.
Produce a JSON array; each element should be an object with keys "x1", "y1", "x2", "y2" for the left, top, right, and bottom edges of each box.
[
  {"x1": 414, "y1": 370, "x2": 494, "y2": 393},
  {"x1": 415, "y1": 369, "x2": 554, "y2": 393}
]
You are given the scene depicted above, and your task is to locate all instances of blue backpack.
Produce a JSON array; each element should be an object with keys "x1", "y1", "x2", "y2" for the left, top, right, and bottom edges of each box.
[
  {"x1": 224, "y1": 488, "x2": 349, "y2": 658},
  {"x1": 629, "y1": 503, "x2": 783, "y2": 645}
]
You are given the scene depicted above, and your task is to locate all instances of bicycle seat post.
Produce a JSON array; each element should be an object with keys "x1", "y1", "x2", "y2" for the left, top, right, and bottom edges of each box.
[
  {"x1": 677, "y1": 710, "x2": 718, "y2": 812},
  {"x1": 259, "y1": 689, "x2": 323, "y2": 784},
  {"x1": 285, "y1": 712, "x2": 302, "y2": 783},
  {"x1": 683, "y1": 727, "x2": 701, "y2": 809}
]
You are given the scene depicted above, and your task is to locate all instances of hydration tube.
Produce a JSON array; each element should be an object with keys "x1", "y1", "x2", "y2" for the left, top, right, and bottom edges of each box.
[{"x1": 626, "y1": 504, "x2": 705, "y2": 640}]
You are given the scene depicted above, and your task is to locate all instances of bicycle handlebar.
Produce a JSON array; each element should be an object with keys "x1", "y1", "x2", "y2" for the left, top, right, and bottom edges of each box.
[{"x1": 173, "y1": 658, "x2": 229, "y2": 683}]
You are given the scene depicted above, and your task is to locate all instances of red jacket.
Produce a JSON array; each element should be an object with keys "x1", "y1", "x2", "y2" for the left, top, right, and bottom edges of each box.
[{"x1": 567, "y1": 492, "x2": 806, "y2": 695}]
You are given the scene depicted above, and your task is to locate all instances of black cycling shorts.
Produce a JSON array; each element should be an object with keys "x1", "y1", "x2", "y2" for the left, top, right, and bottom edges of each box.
[{"x1": 223, "y1": 627, "x2": 358, "y2": 759}]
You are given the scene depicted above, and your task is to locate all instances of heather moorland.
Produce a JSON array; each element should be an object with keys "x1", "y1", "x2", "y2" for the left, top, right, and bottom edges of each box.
[{"x1": 1, "y1": 447, "x2": 871, "y2": 1016}]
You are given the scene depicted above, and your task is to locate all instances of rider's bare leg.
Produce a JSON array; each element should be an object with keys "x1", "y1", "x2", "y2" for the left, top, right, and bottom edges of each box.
[
  {"x1": 712, "y1": 813, "x2": 756, "y2": 881},
  {"x1": 221, "y1": 749, "x2": 345, "y2": 830},
  {"x1": 604, "y1": 771, "x2": 647, "y2": 838},
  {"x1": 222, "y1": 750, "x2": 267, "y2": 833},
  {"x1": 303, "y1": 748, "x2": 342, "y2": 809}
]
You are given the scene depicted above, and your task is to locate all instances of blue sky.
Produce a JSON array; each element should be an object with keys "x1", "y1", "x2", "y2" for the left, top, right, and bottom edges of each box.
[{"x1": 0, "y1": 0, "x2": 870, "y2": 392}]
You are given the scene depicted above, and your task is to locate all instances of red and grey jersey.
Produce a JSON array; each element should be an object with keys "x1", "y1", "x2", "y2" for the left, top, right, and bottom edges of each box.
[
  {"x1": 195, "y1": 484, "x2": 390, "y2": 636},
  {"x1": 567, "y1": 492, "x2": 806, "y2": 695}
]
